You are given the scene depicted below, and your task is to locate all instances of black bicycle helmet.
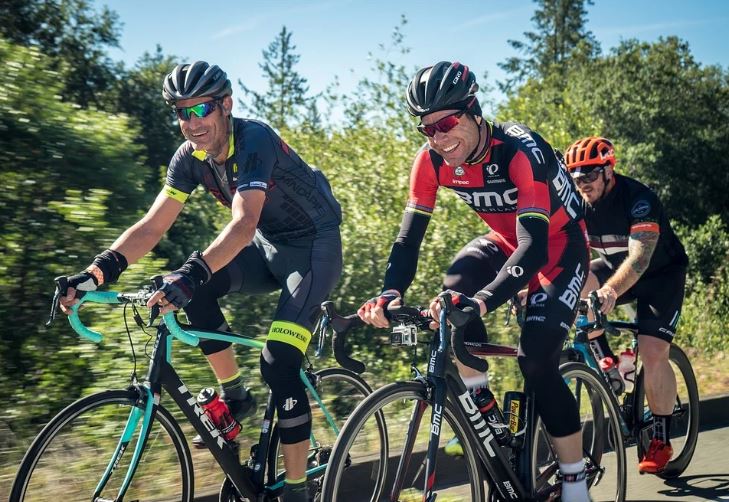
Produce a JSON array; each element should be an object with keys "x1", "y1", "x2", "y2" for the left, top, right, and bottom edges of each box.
[
  {"x1": 406, "y1": 61, "x2": 480, "y2": 117},
  {"x1": 162, "y1": 61, "x2": 232, "y2": 105}
]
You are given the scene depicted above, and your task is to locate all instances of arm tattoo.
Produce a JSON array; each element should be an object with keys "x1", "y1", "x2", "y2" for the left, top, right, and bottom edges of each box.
[
  {"x1": 606, "y1": 230, "x2": 659, "y2": 295},
  {"x1": 627, "y1": 231, "x2": 659, "y2": 276}
]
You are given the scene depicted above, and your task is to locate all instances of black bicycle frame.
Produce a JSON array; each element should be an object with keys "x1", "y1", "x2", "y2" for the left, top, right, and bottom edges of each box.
[
  {"x1": 146, "y1": 325, "x2": 260, "y2": 498},
  {"x1": 403, "y1": 318, "x2": 530, "y2": 501}
]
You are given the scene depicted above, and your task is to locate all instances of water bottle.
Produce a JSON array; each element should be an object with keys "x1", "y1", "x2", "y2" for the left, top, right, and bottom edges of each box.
[
  {"x1": 472, "y1": 387, "x2": 511, "y2": 446},
  {"x1": 197, "y1": 387, "x2": 241, "y2": 441},
  {"x1": 618, "y1": 348, "x2": 636, "y2": 393},
  {"x1": 599, "y1": 357, "x2": 625, "y2": 395}
]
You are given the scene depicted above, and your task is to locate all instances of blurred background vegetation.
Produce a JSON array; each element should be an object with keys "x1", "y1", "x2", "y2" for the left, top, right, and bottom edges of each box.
[{"x1": 1, "y1": 0, "x2": 728, "y2": 492}]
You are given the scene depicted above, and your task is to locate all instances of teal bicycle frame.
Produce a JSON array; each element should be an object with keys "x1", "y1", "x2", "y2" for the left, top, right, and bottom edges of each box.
[{"x1": 68, "y1": 290, "x2": 344, "y2": 500}]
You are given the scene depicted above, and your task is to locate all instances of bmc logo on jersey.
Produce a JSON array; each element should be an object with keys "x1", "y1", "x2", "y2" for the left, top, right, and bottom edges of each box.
[
  {"x1": 453, "y1": 187, "x2": 518, "y2": 209},
  {"x1": 504, "y1": 125, "x2": 545, "y2": 165}
]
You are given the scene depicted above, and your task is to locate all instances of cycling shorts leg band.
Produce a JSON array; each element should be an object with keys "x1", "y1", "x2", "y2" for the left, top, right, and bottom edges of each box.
[
  {"x1": 266, "y1": 321, "x2": 312, "y2": 354},
  {"x1": 260, "y1": 340, "x2": 311, "y2": 444}
]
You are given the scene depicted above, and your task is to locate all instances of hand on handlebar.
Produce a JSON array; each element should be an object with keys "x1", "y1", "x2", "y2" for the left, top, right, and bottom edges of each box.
[
  {"x1": 358, "y1": 289, "x2": 401, "y2": 329},
  {"x1": 58, "y1": 272, "x2": 99, "y2": 315},
  {"x1": 591, "y1": 285, "x2": 618, "y2": 315},
  {"x1": 428, "y1": 290, "x2": 485, "y2": 329}
]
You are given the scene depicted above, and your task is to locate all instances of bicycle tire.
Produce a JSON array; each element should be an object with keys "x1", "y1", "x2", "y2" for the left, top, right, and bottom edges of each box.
[
  {"x1": 320, "y1": 380, "x2": 486, "y2": 502},
  {"x1": 10, "y1": 389, "x2": 193, "y2": 502},
  {"x1": 265, "y1": 367, "x2": 387, "y2": 498},
  {"x1": 633, "y1": 343, "x2": 699, "y2": 479},
  {"x1": 530, "y1": 362, "x2": 627, "y2": 502}
]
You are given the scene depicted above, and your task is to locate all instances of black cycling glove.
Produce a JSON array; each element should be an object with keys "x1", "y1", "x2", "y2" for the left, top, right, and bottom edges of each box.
[{"x1": 158, "y1": 251, "x2": 213, "y2": 309}]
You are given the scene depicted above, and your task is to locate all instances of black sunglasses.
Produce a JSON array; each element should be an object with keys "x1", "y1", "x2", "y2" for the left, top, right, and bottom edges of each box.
[{"x1": 572, "y1": 167, "x2": 605, "y2": 185}]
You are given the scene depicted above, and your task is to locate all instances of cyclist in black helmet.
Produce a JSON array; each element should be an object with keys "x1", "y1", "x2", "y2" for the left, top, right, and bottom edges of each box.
[
  {"x1": 60, "y1": 60, "x2": 342, "y2": 502},
  {"x1": 360, "y1": 61, "x2": 592, "y2": 502}
]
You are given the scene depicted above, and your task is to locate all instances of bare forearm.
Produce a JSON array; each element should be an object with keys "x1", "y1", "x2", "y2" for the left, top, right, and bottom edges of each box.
[
  {"x1": 202, "y1": 218, "x2": 257, "y2": 273},
  {"x1": 606, "y1": 231, "x2": 658, "y2": 296},
  {"x1": 110, "y1": 221, "x2": 165, "y2": 264}
]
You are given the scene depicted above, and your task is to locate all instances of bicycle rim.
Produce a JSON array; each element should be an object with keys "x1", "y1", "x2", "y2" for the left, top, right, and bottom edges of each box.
[
  {"x1": 266, "y1": 368, "x2": 387, "y2": 497},
  {"x1": 10, "y1": 389, "x2": 193, "y2": 502},
  {"x1": 321, "y1": 381, "x2": 485, "y2": 502},
  {"x1": 531, "y1": 363, "x2": 626, "y2": 502},
  {"x1": 634, "y1": 343, "x2": 699, "y2": 479}
]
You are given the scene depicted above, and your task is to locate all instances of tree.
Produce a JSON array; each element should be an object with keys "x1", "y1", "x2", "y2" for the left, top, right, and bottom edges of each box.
[
  {"x1": 568, "y1": 37, "x2": 729, "y2": 225},
  {"x1": 237, "y1": 26, "x2": 312, "y2": 130},
  {"x1": 0, "y1": 0, "x2": 122, "y2": 108},
  {"x1": 0, "y1": 39, "x2": 149, "y2": 419},
  {"x1": 116, "y1": 46, "x2": 182, "y2": 186},
  {"x1": 498, "y1": 0, "x2": 597, "y2": 93}
]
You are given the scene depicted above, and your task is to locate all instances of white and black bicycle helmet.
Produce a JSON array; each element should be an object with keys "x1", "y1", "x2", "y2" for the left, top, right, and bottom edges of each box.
[
  {"x1": 162, "y1": 61, "x2": 232, "y2": 105},
  {"x1": 406, "y1": 61, "x2": 480, "y2": 117}
]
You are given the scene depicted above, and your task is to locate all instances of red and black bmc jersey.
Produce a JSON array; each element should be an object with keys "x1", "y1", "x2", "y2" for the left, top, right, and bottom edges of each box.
[
  {"x1": 584, "y1": 173, "x2": 688, "y2": 276},
  {"x1": 407, "y1": 121, "x2": 583, "y2": 242},
  {"x1": 383, "y1": 121, "x2": 587, "y2": 311}
]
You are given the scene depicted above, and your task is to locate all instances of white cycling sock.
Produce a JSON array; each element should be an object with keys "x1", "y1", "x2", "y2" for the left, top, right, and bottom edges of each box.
[{"x1": 559, "y1": 459, "x2": 590, "y2": 502}]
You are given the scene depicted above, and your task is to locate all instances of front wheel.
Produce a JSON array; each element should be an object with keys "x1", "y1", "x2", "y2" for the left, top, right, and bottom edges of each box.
[
  {"x1": 634, "y1": 343, "x2": 699, "y2": 479},
  {"x1": 10, "y1": 388, "x2": 193, "y2": 501},
  {"x1": 266, "y1": 367, "x2": 387, "y2": 498},
  {"x1": 531, "y1": 362, "x2": 627, "y2": 502},
  {"x1": 321, "y1": 380, "x2": 486, "y2": 502}
]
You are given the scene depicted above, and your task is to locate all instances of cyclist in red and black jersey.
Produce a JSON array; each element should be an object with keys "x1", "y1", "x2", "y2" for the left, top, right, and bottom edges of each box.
[
  {"x1": 565, "y1": 136, "x2": 688, "y2": 475},
  {"x1": 58, "y1": 61, "x2": 341, "y2": 502},
  {"x1": 359, "y1": 61, "x2": 592, "y2": 502}
]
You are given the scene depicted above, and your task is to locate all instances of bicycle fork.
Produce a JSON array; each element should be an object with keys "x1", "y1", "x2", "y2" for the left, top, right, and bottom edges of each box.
[{"x1": 93, "y1": 384, "x2": 155, "y2": 502}]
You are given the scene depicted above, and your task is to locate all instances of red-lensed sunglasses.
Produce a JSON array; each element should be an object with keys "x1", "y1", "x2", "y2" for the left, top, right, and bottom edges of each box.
[{"x1": 417, "y1": 109, "x2": 467, "y2": 137}]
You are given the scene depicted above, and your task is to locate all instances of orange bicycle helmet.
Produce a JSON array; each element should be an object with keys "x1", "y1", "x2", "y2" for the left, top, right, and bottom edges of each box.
[{"x1": 564, "y1": 136, "x2": 616, "y2": 170}]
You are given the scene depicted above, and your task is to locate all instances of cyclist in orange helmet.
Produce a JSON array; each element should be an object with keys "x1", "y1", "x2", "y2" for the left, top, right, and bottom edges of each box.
[{"x1": 565, "y1": 136, "x2": 688, "y2": 474}]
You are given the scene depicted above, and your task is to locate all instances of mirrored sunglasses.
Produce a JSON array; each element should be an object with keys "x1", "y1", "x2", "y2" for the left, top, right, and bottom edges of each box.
[
  {"x1": 417, "y1": 110, "x2": 467, "y2": 137},
  {"x1": 175, "y1": 100, "x2": 220, "y2": 121}
]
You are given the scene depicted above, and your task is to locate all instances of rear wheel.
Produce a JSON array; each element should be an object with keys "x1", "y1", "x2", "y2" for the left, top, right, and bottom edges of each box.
[
  {"x1": 321, "y1": 380, "x2": 486, "y2": 502},
  {"x1": 10, "y1": 389, "x2": 193, "y2": 502},
  {"x1": 531, "y1": 362, "x2": 626, "y2": 502},
  {"x1": 634, "y1": 343, "x2": 699, "y2": 479}
]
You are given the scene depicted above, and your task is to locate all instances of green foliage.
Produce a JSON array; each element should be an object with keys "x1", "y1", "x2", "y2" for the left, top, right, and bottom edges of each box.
[
  {"x1": 115, "y1": 46, "x2": 183, "y2": 192},
  {"x1": 567, "y1": 37, "x2": 729, "y2": 225},
  {"x1": 237, "y1": 26, "x2": 313, "y2": 131},
  {"x1": 0, "y1": 0, "x2": 121, "y2": 108},
  {"x1": 674, "y1": 215, "x2": 729, "y2": 288},
  {"x1": 0, "y1": 39, "x2": 148, "y2": 429},
  {"x1": 499, "y1": 36, "x2": 729, "y2": 226}
]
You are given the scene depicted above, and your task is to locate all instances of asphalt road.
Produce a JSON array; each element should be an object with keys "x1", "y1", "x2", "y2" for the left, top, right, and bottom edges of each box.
[{"x1": 197, "y1": 395, "x2": 729, "y2": 501}]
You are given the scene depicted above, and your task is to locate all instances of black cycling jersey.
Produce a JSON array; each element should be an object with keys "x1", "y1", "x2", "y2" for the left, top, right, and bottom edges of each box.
[
  {"x1": 583, "y1": 173, "x2": 687, "y2": 277},
  {"x1": 164, "y1": 118, "x2": 341, "y2": 242}
]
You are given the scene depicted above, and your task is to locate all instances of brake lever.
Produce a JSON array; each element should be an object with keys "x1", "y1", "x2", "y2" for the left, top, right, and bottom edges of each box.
[{"x1": 147, "y1": 275, "x2": 164, "y2": 327}]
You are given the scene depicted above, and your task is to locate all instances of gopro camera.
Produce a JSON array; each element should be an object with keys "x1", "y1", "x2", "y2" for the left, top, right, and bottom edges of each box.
[{"x1": 391, "y1": 323, "x2": 418, "y2": 346}]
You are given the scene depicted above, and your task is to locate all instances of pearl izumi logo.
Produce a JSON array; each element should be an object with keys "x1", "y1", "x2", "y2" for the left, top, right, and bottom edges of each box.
[
  {"x1": 283, "y1": 397, "x2": 298, "y2": 411},
  {"x1": 486, "y1": 163, "x2": 499, "y2": 175},
  {"x1": 506, "y1": 265, "x2": 524, "y2": 277}
]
